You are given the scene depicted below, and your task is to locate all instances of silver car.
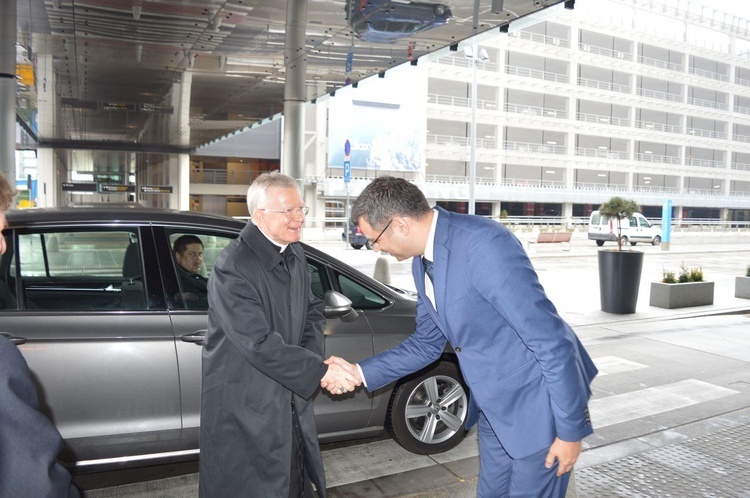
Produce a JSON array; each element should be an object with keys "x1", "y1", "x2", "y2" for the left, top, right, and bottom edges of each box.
[{"x1": 0, "y1": 207, "x2": 468, "y2": 471}]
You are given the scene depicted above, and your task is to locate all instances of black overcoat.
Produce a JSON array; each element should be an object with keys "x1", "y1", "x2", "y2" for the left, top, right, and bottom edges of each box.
[
  {"x1": 0, "y1": 337, "x2": 79, "y2": 498},
  {"x1": 198, "y1": 222, "x2": 328, "y2": 497}
]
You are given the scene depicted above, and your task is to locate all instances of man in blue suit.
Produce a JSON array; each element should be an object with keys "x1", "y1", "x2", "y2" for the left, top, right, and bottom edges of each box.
[{"x1": 326, "y1": 177, "x2": 597, "y2": 497}]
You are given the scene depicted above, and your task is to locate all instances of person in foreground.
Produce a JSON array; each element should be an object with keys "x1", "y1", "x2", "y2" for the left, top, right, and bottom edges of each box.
[
  {"x1": 0, "y1": 173, "x2": 80, "y2": 497},
  {"x1": 173, "y1": 234, "x2": 208, "y2": 308},
  {"x1": 325, "y1": 176, "x2": 598, "y2": 498},
  {"x1": 199, "y1": 172, "x2": 360, "y2": 497}
]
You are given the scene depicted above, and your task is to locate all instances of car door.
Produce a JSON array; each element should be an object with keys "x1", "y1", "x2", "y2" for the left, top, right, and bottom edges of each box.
[
  {"x1": 0, "y1": 224, "x2": 181, "y2": 466},
  {"x1": 153, "y1": 225, "x2": 238, "y2": 454},
  {"x1": 307, "y1": 256, "x2": 376, "y2": 437}
]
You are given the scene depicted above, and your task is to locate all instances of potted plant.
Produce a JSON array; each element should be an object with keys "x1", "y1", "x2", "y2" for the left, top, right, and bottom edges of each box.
[
  {"x1": 596, "y1": 197, "x2": 644, "y2": 313},
  {"x1": 736, "y1": 265, "x2": 750, "y2": 299},
  {"x1": 650, "y1": 264, "x2": 714, "y2": 309}
]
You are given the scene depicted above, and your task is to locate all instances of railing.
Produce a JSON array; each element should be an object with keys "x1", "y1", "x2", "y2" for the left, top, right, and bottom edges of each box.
[
  {"x1": 506, "y1": 103, "x2": 567, "y2": 119},
  {"x1": 508, "y1": 30, "x2": 570, "y2": 48},
  {"x1": 427, "y1": 93, "x2": 498, "y2": 110},
  {"x1": 575, "y1": 147, "x2": 628, "y2": 160},
  {"x1": 503, "y1": 141, "x2": 566, "y2": 154},
  {"x1": 685, "y1": 158, "x2": 725, "y2": 168},
  {"x1": 578, "y1": 43, "x2": 632, "y2": 61},
  {"x1": 735, "y1": 76, "x2": 750, "y2": 88},
  {"x1": 733, "y1": 105, "x2": 750, "y2": 115},
  {"x1": 637, "y1": 55, "x2": 683, "y2": 72},
  {"x1": 506, "y1": 65, "x2": 568, "y2": 83},
  {"x1": 687, "y1": 97, "x2": 727, "y2": 111},
  {"x1": 190, "y1": 169, "x2": 255, "y2": 185},
  {"x1": 426, "y1": 134, "x2": 497, "y2": 148},
  {"x1": 436, "y1": 55, "x2": 497, "y2": 72},
  {"x1": 577, "y1": 112, "x2": 629, "y2": 127},
  {"x1": 636, "y1": 87, "x2": 682, "y2": 102},
  {"x1": 634, "y1": 153, "x2": 681, "y2": 164},
  {"x1": 578, "y1": 77, "x2": 630, "y2": 94},
  {"x1": 688, "y1": 67, "x2": 729, "y2": 82},
  {"x1": 686, "y1": 128, "x2": 726, "y2": 140},
  {"x1": 732, "y1": 162, "x2": 750, "y2": 171},
  {"x1": 635, "y1": 120, "x2": 682, "y2": 134}
]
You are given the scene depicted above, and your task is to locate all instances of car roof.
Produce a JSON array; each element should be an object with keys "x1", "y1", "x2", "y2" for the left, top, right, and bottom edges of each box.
[{"x1": 5, "y1": 206, "x2": 247, "y2": 230}]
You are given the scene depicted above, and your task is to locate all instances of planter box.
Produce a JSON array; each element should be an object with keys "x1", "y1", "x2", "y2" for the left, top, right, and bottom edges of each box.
[
  {"x1": 649, "y1": 281, "x2": 714, "y2": 309},
  {"x1": 737, "y1": 276, "x2": 750, "y2": 299}
]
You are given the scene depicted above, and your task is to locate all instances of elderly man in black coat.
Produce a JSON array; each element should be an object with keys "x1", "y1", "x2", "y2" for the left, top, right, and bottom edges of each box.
[{"x1": 199, "y1": 172, "x2": 360, "y2": 497}]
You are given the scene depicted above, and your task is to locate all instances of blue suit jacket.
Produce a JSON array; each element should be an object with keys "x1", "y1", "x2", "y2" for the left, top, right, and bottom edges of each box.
[{"x1": 360, "y1": 207, "x2": 598, "y2": 459}]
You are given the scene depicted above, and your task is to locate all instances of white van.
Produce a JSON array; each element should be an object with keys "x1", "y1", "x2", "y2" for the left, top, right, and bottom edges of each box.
[{"x1": 588, "y1": 210, "x2": 662, "y2": 246}]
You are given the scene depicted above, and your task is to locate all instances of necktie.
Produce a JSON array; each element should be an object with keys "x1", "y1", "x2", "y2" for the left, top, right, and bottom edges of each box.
[{"x1": 422, "y1": 257, "x2": 434, "y2": 283}]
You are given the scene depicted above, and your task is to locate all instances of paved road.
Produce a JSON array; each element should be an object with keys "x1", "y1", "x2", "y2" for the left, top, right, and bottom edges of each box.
[{"x1": 77, "y1": 231, "x2": 750, "y2": 497}]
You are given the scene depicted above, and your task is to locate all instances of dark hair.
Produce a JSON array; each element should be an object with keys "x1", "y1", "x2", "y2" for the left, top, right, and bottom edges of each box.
[
  {"x1": 173, "y1": 234, "x2": 203, "y2": 255},
  {"x1": 351, "y1": 176, "x2": 431, "y2": 230},
  {"x1": 0, "y1": 174, "x2": 16, "y2": 212}
]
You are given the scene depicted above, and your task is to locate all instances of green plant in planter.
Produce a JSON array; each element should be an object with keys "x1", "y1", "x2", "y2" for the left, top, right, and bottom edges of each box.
[
  {"x1": 661, "y1": 269, "x2": 676, "y2": 283},
  {"x1": 597, "y1": 196, "x2": 640, "y2": 252},
  {"x1": 662, "y1": 263, "x2": 704, "y2": 284}
]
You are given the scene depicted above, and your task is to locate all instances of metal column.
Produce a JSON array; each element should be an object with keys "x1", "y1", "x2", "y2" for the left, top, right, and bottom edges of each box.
[
  {"x1": 283, "y1": 0, "x2": 308, "y2": 187},
  {"x1": 0, "y1": 0, "x2": 17, "y2": 183}
]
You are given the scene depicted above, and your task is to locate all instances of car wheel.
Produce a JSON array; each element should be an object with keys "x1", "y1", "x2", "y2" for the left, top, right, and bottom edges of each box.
[
  {"x1": 351, "y1": 243, "x2": 363, "y2": 250},
  {"x1": 386, "y1": 361, "x2": 469, "y2": 455},
  {"x1": 596, "y1": 240, "x2": 604, "y2": 246},
  {"x1": 652, "y1": 235, "x2": 662, "y2": 246},
  {"x1": 620, "y1": 236, "x2": 629, "y2": 246},
  {"x1": 365, "y1": 241, "x2": 372, "y2": 250},
  {"x1": 630, "y1": 241, "x2": 637, "y2": 246},
  {"x1": 433, "y1": 4, "x2": 447, "y2": 16}
]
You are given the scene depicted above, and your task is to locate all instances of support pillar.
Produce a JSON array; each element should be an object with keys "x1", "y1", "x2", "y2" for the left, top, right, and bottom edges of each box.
[
  {"x1": 168, "y1": 71, "x2": 192, "y2": 210},
  {"x1": 283, "y1": 0, "x2": 308, "y2": 189},
  {"x1": 0, "y1": 0, "x2": 17, "y2": 183}
]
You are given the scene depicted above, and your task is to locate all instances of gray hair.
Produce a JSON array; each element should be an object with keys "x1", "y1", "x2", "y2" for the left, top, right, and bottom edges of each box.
[
  {"x1": 246, "y1": 171, "x2": 301, "y2": 215},
  {"x1": 351, "y1": 176, "x2": 431, "y2": 230}
]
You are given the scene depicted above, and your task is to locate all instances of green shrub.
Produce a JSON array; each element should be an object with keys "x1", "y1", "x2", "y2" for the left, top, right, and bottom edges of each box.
[
  {"x1": 661, "y1": 269, "x2": 677, "y2": 284},
  {"x1": 663, "y1": 264, "x2": 704, "y2": 284}
]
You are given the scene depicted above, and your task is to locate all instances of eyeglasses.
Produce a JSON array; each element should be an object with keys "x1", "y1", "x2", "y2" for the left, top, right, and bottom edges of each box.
[
  {"x1": 369, "y1": 218, "x2": 394, "y2": 248},
  {"x1": 260, "y1": 206, "x2": 310, "y2": 217}
]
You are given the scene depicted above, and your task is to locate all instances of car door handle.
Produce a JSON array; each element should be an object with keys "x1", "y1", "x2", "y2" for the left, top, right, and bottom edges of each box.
[
  {"x1": 180, "y1": 330, "x2": 206, "y2": 344},
  {"x1": 0, "y1": 333, "x2": 27, "y2": 345}
]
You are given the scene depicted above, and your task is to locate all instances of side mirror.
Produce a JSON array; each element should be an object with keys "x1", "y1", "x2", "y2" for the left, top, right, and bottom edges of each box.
[{"x1": 323, "y1": 290, "x2": 359, "y2": 323}]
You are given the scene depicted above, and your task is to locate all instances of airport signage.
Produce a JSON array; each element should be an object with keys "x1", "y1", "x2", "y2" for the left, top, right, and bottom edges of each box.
[
  {"x1": 62, "y1": 182, "x2": 97, "y2": 192},
  {"x1": 100, "y1": 184, "x2": 136, "y2": 193},
  {"x1": 140, "y1": 185, "x2": 173, "y2": 194}
]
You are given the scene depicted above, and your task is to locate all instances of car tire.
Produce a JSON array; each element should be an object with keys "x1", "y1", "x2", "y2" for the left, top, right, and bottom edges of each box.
[
  {"x1": 386, "y1": 361, "x2": 469, "y2": 455},
  {"x1": 620, "y1": 236, "x2": 629, "y2": 246},
  {"x1": 433, "y1": 4, "x2": 447, "y2": 16},
  {"x1": 351, "y1": 243, "x2": 363, "y2": 250},
  {"x1": 365, "y1": 241, "x2": 372, "y2": 250},
  {"x1": 652, "y1": 235, "x2": 661, "y2": 246},
  {"x1": 596, "y1": 240, "x2": 604, "y2": 246}
]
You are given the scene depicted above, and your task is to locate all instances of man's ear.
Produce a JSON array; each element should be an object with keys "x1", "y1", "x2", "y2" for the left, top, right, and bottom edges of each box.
[{"x1": 393, "y1": 216, "x2": 408, "y2": 235}]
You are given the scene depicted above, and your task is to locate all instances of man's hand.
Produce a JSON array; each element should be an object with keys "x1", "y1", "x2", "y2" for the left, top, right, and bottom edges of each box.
[
  {"x1": 544, "y1": 438, "x2": 582, "y2": 477},
  {"x1": 320, "y1": 356, "x2": 362, "y2": 394}
]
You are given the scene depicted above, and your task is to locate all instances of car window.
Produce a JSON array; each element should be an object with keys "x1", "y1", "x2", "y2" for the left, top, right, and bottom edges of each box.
[
  {"x1": 168, "y1": 232, "x2": 235, "y2": 310},
  {"x1": 13, "y1": 229, "x2": 145, "y2": 311},
  {"x1": 629, "y1": 217, "x2": 637, "y2": 228},
  {"x1": 336, "y1": 273, "x2": 388, "y2": 310}
]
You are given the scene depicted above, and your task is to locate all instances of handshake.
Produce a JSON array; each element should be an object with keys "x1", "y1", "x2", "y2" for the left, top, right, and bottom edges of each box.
[{"x1": 320, "y1": 356, "x2": 363, "y2": 395}]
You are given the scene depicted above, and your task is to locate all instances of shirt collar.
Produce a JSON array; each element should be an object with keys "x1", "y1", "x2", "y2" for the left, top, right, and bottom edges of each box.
[
  {"x1": 423, "y1": 208, "x2": 438, "y2": 262},
  {"x1": 256, "y1": 226, "x2": 288, "y2": 253}
]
